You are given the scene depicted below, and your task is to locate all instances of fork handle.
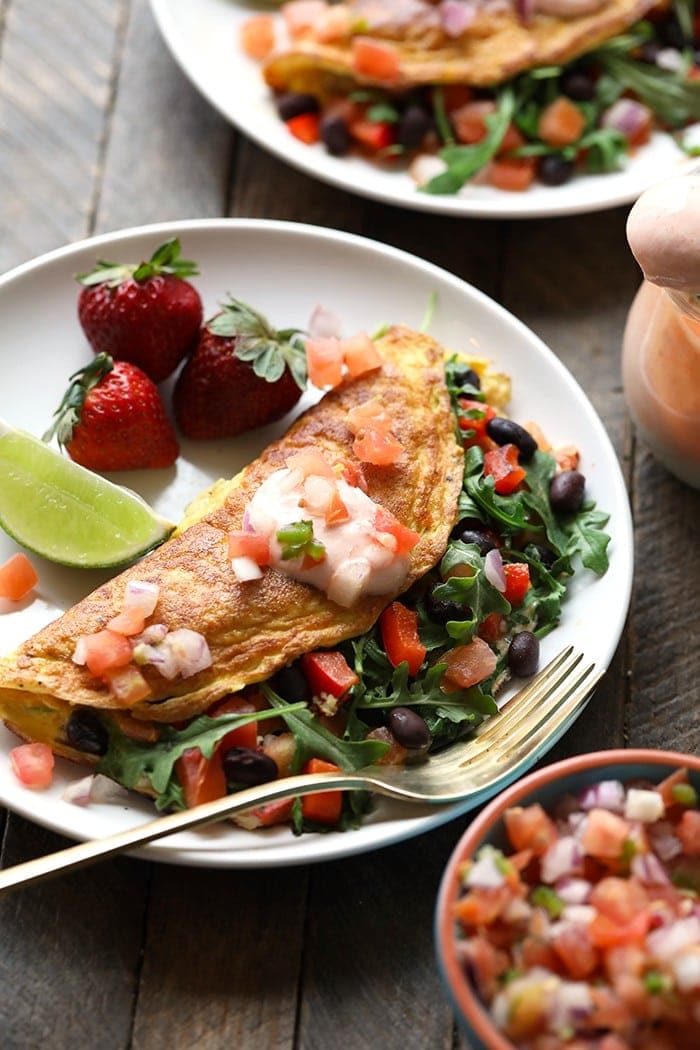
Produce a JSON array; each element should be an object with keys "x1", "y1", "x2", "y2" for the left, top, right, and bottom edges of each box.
[{"x1": 0, "y1": 772, "x2": 374, "y2": 895}]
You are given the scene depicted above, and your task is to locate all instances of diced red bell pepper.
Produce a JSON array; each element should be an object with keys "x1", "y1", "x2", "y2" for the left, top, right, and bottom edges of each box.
[
  {"x1": 483, "y1": 443, "x2": 526, "y2": 494},
  {"x1": 176, "y1": 747, "x2": 227, "y2": 808},
  {"x1": 379, "y1": 601, "x2": 426, "y2": 676},
  {"x1": 300, "y1": 650, "x2": 359, "y2": 699},
  {"x1": 209, "y1": 695, "x2": 259, "y2": 752},
  {"x1": 458, "y1": 398, "x2": 497, "y2": 449},
  {"x1": 478, "y1": 611, "x2": 506, "y2": 643},
  {"x1": 301, "y1": 757, "x2": 343, "y2": 825},
  {"x1": 502, "y1": 563, "x2": 531, "y2": 607},
  {"x1": 350, "y1": 119, "x2": 395, "y2": 152},
  {"x1": 286, "y1": 112, "x2": 321, "y2": 145}
]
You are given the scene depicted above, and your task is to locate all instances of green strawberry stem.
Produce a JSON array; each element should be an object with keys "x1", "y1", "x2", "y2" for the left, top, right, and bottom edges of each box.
[
  {"x1": 76, "y1": 238, "x2": 199, "y2": 288},
  {"x1": 43, "y1": 353, "x2": 114, "y2": 448},
  {"x1": 207, "y1": 297, "x2": 308, "y2": 391}
]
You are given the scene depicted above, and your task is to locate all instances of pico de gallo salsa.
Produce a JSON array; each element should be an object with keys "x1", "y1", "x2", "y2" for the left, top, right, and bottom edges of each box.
[{"x1": 454, "y1": 769, "x2": 700, "y2": 1048}]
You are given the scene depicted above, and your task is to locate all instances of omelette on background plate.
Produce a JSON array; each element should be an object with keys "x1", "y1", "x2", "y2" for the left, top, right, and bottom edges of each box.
[
  {"x1": 255, "y1": 0, "x2": 700, "y2": 195},
  {"x1": 0, "y1": 325, "x2": 609, "y2": 830}
]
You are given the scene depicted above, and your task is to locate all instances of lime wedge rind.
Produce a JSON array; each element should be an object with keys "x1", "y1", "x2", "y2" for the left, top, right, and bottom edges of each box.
[{"x1": 0, "y1": 423, "x2": 175, "y2": 569}]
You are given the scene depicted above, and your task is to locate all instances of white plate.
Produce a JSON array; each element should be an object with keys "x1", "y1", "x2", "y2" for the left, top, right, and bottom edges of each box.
[
  {"x1": 0, "y1": 218, "x2": 633, "y2": 867},
  {"x1": 150, "y1": 0, "x2": 697, "y2": 219}
]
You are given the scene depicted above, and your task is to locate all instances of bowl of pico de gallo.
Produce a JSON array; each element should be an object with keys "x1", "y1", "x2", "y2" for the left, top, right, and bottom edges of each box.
[{"x1": 435, "y1": 749, "x2": 700, "y2": 1050}]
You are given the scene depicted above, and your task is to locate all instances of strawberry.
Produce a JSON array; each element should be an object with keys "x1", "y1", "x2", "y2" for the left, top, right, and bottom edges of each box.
[
  {"x1": 76, "y1": 238, "x2": 203, "y2": 382},
  {"x1": 173, "y1": 298, "x2": 307, "y2": 440},
  {"x1": 44, "y1": 353, "x2": 180, "y2": 471}
]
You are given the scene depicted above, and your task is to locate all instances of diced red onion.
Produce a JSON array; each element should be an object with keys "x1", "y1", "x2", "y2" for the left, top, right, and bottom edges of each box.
[
  {"x1": 439, "y1": 0, "x2": 477, "y2": 38},
  {"x1": 555, "y1": 877, "x2": 591, "y2": 905},
  {"x1": 514, "y1": 0, "x2": 535, "y2": 22},
  {"x1": 578, "y1": 779, "x2": 625, "y2": 813},
  {"x1": 549, "y1": 981, "x2": 593, "y2": 1030},
  {"x1": 72, "y1": 636, "x2": 89, "y2": 666},
  {"x1": 164, "y1": 628, "x2": 213, "y2": 678},
  {"x1": 656, "y1": 47, "x2": 684, "y2": 73},
  {"x1": 648, "y1": 820, "x2": 684, "y2": 861},
  {"x1": 123, "y1": 580, "x2": 159, "y2": 617},
  {"x1": 541, "y1": 835, "x2": 584, "y2": 883},
  {"x1": 631, "y1": 851, "x2": 671, "y2": 886},
  {"x1": 672, "y1": 947, "x2": 700, "y2": 991},
  {"x1": 62, "y1": 774, "x2": 96, "y2": 806},
  {"x1": 136, "y1": 623, "x2": 168, "y2": 645},
  {"x1": 624, "y1": 787, "x2": 665, "y2": 823},
  {"x1": 231, "y1": 555, "x2": 264, "y2": 582},
  {"x1": 647, "y1": 916, "x2": 700, "y2": 962},
  {"x1": 484, "y1": 548, "x2": 506, "y2": 592},
  {"x1": 242, "y1": 509, "x2": 253, "y2": 532},
  {"x1": 409, "y1": 154, "x2": 447, "y2": 188},
  {"x1": 601, "y1": 98, "x2": 652, "y2": 139},
  {"x1": 465, "y1": 849, "x2": 507, "y2": 889},
  {"x1": 308, "y1": 304, "x2": 343, "y2": 340},
  {"x1": 561, "y1": 904, "x2": 596, "y2": 926},
  {"x1": 62, "y1": 773, "x2": 129, "y2": 806}
]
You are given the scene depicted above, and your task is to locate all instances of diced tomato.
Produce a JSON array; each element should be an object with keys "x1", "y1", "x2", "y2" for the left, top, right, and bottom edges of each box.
[
  {"x1": 589, "y1": 876, "x2": 649, "y2": 925},
  {"x1": 520, "y1": 935, "x2": 561, "y2": 972},
  {"x1": 227, "y1": 531, "x2": 272, "y2": 565},
  {"x1": 301, "y1": 757, "x2": 343, "y2": 824},
  {"x1": 488, "y1": 156, "x2": 536, "y2": 193},
  {"x1": 483, "y1": 443, "x2": 526, "y2": 495},
  {"x1": 554, "y1": 444, "x2": 580, "y2": 472},
  {"x1": 78, "y1": 629, "x2": 133, "y2": 677},
  {"x1": 305, "y1": 336, "x2": 344, "y2": 388},
  {"x1": 656, "y1": 767, "x2": 690, "y2": 807},
  {"x1": 176, "y1": 747, "x2": 227, "y2": 808},
  {"x1": 460, "y1": 936, "x2": 511, "y2": 999},
  {"x1": 323, "y1": 484, "x2": 350, "y2": 525},
  {"x1": 502, "y1": 563, "x2": 531, "y2": 607},
  {"x1": 537, "y1": 96, "x2": 586, "y2": 147},
  {"x1": 676, "y1": 809, "x2": 700, "y2": 856},
  {"x1": 0, "y1": 552, "x2": 38, "y2": 601},
  {"x1": 282, "y1": 0, "x2": 327, "y2": 38},
  {"x1": 374, "y1": 507, "x2": 420, "y2": 554},
  {"x1": 351, "y1": 36, "x2": 400, "y2": 83},
  {"x1": 365, "y1": 725, "x2": 408, "y2": 766},
  {"x1": 458, "y1": 398, "x2": 497, "y2": 449},
  {"x1": 478, "y1": 611, "x2": 507, "y2": 642},
  {"x1": 588, "y1": 910, "x2": 651, "y2": 949},
  {"x1": 454, "y1": 885, "x2": 514, "y2": 927},
  {"x1": 286, "y1": 449, "x2": 336, "y2": 479},
  {"x1": 239, "y1": 14, "x2": 275, "y2": 60},
  {"x1": 209, "y1": 696, "x2": 259, "y2": 752},
  {"x1": 346, "y1": 398, "x2": 392, "y2": 434},
  {"x1": 380, "y1": 601, "x2": 426, "y2": 676},
  {"x1": 551, "y1": 923, "x2": 598, "y2": 979},
  {"x1": 350, "y1": 119, "x2": 395, "y2": 152},
  {"x1": 10, "y1": 742, "x2": 54, "y2": 790},
  {"x1": 106, "y1": 606, "x2": 146, "y2": 636},
  {"x1": 102, "y1": 664, "x2": 152, "y2": 704},
  {"x1": 353, "y1": 427, "x2": 404, "y2": 465},
  {"x1": 286, "y1": 112, "x2": 321, "y2": 145},
  {"x1": 341, "y1": 460, "x2": 368, "y2": 492},
  {"x1": 451, "y1": 100, "x2": 496, "y2": 144},
  {"x1": 504, "y1": 803, "x2": 558, "y2": 855},
  {"x1": 300, "y1": 650, "x2": 359, "y2": 699},
  {"x1": 342, "y1": 333, "x2": 381, "y2": 378},
  {"x1": 498, "y1": 122, "x2": 526, "y2": 155},
  {"x1": 441, "y1": 637, "x2": 498, "y2": 690},
  {"x1": 581, "y1": 808, "x2": 632, "y2": 863}
]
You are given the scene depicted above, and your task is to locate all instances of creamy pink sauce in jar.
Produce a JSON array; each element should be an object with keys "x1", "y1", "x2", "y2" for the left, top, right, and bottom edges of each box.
[{"x1": 623, "y1": 174, "x2": 700, "y2": 488}]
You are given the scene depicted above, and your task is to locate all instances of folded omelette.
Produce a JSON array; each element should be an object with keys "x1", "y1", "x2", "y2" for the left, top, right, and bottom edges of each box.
[
  {"x1": 0, "y1": 326, "x2": 464, "y2": 765},
  {"x1": 264, "y1": 0, "x2": 662, "y2": 93}
]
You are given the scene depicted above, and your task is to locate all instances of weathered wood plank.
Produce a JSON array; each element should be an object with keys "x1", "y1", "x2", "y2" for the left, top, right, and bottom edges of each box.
[{"x1": 0, "y1": 0, "x2": 126, "y2": 271}]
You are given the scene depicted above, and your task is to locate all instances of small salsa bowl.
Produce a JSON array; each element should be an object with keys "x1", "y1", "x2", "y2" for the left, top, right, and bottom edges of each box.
[{"x1": 434, "y1": 748, "x2": 700, "y2": 1050}]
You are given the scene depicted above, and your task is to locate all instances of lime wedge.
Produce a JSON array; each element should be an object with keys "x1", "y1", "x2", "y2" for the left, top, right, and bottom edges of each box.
[{"x1": 0, "y1": 420, "x2": 175, "y2": 568}]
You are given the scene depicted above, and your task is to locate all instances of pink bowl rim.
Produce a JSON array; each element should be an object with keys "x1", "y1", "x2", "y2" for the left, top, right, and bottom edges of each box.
[{"x1": 436, "y1": 748, "x2": 700, "y2": 1050}]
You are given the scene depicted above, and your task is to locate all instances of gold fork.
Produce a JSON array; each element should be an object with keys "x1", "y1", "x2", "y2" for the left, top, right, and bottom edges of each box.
[{"x1": 0, "y1": 646, "x2": 600, "y2": 893}]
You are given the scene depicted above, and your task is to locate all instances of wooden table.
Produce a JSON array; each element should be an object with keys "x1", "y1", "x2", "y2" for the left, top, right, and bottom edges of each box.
[{"x1": 1, "y1": 2, "x2": 698, "y2": 1047}]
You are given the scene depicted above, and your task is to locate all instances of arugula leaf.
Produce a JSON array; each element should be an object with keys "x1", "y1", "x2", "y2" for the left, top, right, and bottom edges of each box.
[
  {"x1": 521, "y1": 451, "x2": 571, "y2": 556},
  {"x1": 593, "y1": 47, "x2": 700, "y2": 127},
  {"x1": 561, "y1": 503, "x2": 611, "y2": 575},
  {"x1": 262, "y1": 686, "x2": 390, "y2": 770},
  {"x1": 424, "y1": 86, "x2": 515, "y2": 195},
  {"x1": 463, "y1": 446, "x2": 533, "y2": 534},
  {"x1": 97, "y1": 706, "x2": 304, "y2": 810},
  {"x1": 579, "y1": 127, "x2": 629, "y2": 174},
  {"x1": 432, "y1": 542, "x2": 510, "y2": 642}
]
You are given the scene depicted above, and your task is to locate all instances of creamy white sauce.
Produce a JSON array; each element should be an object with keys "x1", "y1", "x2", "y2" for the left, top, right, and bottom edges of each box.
[{"x1": 246, "y1": 467, "x2": 411, "y2": 606}]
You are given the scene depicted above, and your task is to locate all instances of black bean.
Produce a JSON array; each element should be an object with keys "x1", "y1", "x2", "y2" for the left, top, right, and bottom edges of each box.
[
  {"x1": 65, "y1": 709, "x2": 109, "y2": 756},
  {"x1": 538, "y1": 154, "x2": 575, "y2": 187},
  {"x1": 425, "y1": 584, "x2": 471, "y2": 625},
  {"x1": 658, "y1": 17, "x2": 686, "y2": 50},
  {"x1": 507, "y1": 631, "x2": 540, "y2": 677},
  {"x1": 270, "y1": 663, "x2": 310, "y2": 703},
  {"x1": 222, "y1": 747, "x2": 278, "y2": 786},
  {"x1": 561, "y1": 71, "x2": 595, "y2": 102},
  {"x1": 276, "y1": 92, "x2": 319, "y2": 122},
  {"x1": 451, "y1": 365, "x2": 481, "y2": 392},
  {"x1": 485, "y1": 417, "x2": 538, "y2": 462},
  {"x1": 387, "y1": 707, "x2": 431, "y2": 751},
  {"x1": 459, "y1": 529, "x2": 497, "y2": 555},
  {"x1": 549, "y1": 470, "x2": 586, "y2": 514},
  {"x1": 451, "y1": 515, "x2": 484, "y2": 539},
  {"x1": 526, "y1": 543, "x2": 557, "y2": 570},
  {"x1": 320, "y1": 114, "x2": 351, "y2": 156},
  {"x1": 397, "y1": 105, "x2": 432, "y2": 150}
]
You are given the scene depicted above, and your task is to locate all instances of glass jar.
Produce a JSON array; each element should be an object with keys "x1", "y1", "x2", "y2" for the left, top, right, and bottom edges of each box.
[{"x1": 622, "y1": 282, "x2": 700, "y2": 488}]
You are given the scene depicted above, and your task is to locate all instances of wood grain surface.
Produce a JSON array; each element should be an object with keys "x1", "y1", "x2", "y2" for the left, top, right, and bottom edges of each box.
[{"x1": 1, "y1": 1, "x2": 698, "y2": 1048}]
